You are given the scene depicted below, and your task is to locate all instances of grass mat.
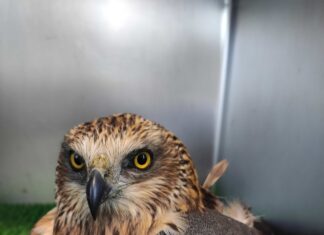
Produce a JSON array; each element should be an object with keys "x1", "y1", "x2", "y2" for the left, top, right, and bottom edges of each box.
[{"x1": 0, "y1": 204, "x2": 54, "y2": 235}]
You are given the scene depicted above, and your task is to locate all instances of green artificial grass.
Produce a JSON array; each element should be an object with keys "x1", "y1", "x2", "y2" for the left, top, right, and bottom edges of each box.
[{"x1": 0, "y1": 204, "x2": 55, "y2": 235}]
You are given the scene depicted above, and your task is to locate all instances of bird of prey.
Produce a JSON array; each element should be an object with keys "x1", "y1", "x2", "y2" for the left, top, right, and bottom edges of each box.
[{"x1": 31, "y1": 113, "x2": 259, "y2": 235}]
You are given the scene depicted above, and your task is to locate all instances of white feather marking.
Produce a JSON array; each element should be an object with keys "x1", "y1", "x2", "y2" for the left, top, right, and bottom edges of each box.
[{"x1": 222, "y1": 200, "x2": 258, "y2": 227}]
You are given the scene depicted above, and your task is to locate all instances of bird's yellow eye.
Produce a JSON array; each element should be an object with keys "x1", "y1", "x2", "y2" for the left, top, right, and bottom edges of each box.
[
  {"x1": 133, "y1": 151, "x2": 152, "y2": 170},
  {"x1": 70, "y1": 152, "x2": 85, "y2": 170}
]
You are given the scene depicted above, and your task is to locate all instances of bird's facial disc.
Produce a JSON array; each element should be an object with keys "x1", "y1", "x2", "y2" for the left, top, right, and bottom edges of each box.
[{"x1": 64, "y1": 144, "x2": 157, "y2": 220}]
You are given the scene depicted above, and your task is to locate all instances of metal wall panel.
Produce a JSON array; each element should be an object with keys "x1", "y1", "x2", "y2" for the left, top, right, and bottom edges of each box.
[
  {"x1": 220, "y1": 1, "x2": 324, "y2": 234},
  {"x1": 0, "y1": 0, "x2": 224, "y2": 203}
]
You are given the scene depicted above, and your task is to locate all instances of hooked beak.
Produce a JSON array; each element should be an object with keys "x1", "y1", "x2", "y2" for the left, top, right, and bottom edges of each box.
[{"x1": 86, "y1": 170, "x2": 112, "y2": 220}]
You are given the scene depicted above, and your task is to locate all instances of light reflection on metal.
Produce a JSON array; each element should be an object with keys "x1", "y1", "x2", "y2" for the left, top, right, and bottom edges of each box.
[
  {"x1": 101, "y1": 0, "x2": 136, "y2": 31},
  {"x1": 213, "y1": 0, "x2": 233, "y2": 164}
]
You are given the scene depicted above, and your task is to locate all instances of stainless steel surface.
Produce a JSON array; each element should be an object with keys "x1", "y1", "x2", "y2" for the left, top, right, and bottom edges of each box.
[
  {"x1": 0, "y1": 0, "x2": 224, "y2": 203},
  {"x1": 220, "y1": 0, "x2": 324, "y2": 233}
]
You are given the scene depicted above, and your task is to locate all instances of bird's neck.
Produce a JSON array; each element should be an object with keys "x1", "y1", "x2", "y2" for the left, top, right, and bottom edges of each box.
[
  {"x1": 53, "y1": 182, "x2": 206, "y2": 235},
  {"x1": 54, "y1": 206, "x2": 188, "y2": 235}
]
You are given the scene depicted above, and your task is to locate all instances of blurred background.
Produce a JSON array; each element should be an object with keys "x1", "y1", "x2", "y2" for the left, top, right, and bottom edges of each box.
[{"x1": 0, "y1": 0, "x2": 324, "y2": 234}]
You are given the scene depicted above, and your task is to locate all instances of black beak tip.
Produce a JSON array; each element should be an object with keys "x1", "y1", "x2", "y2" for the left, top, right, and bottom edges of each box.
[
  {"x1": 89, "y1": 208, "x2": 97, "y2": 220},
  {"x1": 87, "y1": 200, "x2": 98, "y2": 220}
]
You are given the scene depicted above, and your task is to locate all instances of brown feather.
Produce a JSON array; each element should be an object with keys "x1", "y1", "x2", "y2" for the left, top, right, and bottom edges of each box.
[
  {"x1": 202, "y1": 159, "x2": 229, "y2": 190},
  {"x1": 31, "y1": 208, "x2": 56, "y2": 235}
]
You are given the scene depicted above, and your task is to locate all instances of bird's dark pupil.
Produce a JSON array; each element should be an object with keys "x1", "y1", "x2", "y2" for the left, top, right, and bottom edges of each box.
[
  {"x1": 137, "y1": 154, "x2": 147, "y2": 165},
  {"x1": 74, "y1": 154, "x2": 83, "y2": 165}
]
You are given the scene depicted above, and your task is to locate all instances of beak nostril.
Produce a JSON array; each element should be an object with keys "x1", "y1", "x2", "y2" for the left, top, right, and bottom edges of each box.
[{"x1": 104, "y1": 173, "x2": 108, "y2": 178}]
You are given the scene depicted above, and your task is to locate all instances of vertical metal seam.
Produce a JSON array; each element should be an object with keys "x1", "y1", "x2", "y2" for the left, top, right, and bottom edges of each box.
[{"x1": 213, "y1": 0, "x2": 233, "y2": 164}]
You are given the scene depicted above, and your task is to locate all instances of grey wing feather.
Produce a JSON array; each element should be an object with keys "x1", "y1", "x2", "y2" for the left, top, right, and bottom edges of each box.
[{"x1": 185, "y1": 209, "x2": 261, "y2": 235}]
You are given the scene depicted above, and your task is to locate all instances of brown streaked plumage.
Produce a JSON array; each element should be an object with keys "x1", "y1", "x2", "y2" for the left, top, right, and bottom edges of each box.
[{"x1": 31, "y1": 113, "x2": 257, "y2": 235}]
